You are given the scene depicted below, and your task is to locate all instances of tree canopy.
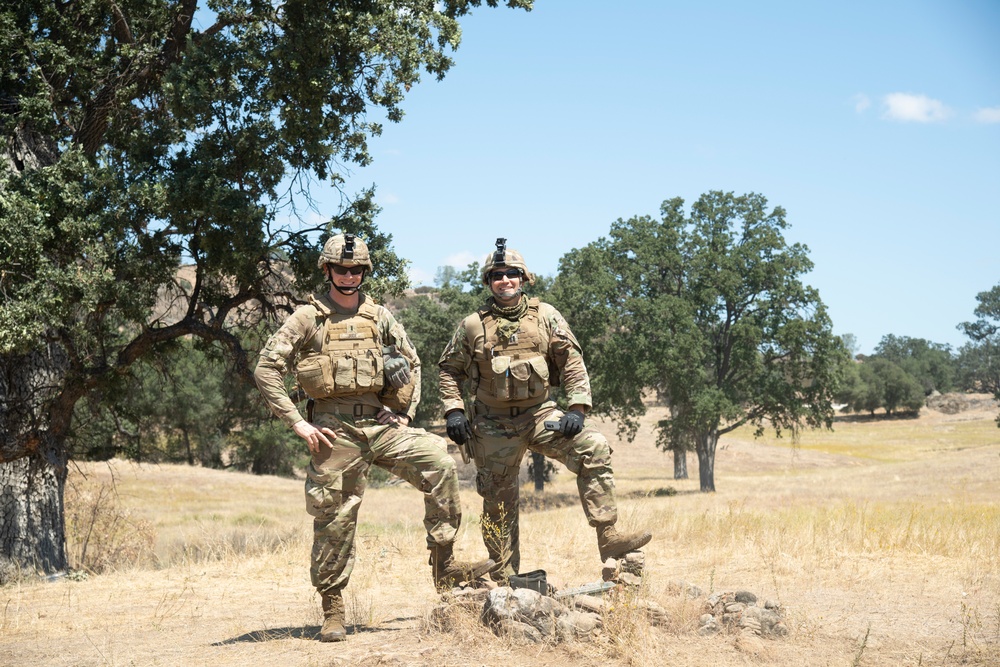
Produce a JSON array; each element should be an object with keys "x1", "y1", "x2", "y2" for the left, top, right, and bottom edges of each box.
[
  {"x1": 551, "y1": 191, "x2": 847, "y2": 492},
  {"x1": 958, "y1": 283, "x2": 1000, "y2": 426},
  {"x1": 0, "y1": 0, "x2": 532, "y2": 577},
  {"x1": 872, "y1": 334, "x2": 954, "y2": 395}
]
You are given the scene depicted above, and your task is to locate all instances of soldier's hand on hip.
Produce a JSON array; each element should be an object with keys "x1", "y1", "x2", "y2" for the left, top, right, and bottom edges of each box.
[
  {"x1": 382, "y1": 345, "x2": 411, "y2": 388},
  {"x1": 446, "y1": 410, "x2": 473, "y2": 445},
  {"x1": 292, "y1": 420, "x2": 335, "y2": 455},
  {"x1": 376, "y1": 409, "x2": 410, "y2": 426},
  {"x1": 558, "y1": 410, "x2": 586, "y2": 438}
]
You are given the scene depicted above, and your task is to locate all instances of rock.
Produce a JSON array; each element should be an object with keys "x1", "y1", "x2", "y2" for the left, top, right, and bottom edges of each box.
[
  {"x1": 634, "y1": 599, "x2": 669, "y2": 626},
  {"x1": 482, "y1": 587, "x2": 567, "y2": 638},
  {"x1": 601, "y1": 558, "x2": 618, "y2": 582},
  {"x1": 556, "y1": 610, "x2": 602, "y2": 642},
  {"x1": 446, "y1": 587, "x2": 490, "y2": 602},
  {"x1": 496, "y1": 618, "x2": 544, "y2": 643},
  {"x1": 698, "y1": 614, "x2": 721, "y2": 636},
  {"x1": 568, "y1": 595, "x2": 606, "y2": 615},
  {"x1": 699, "y1": 589, "x2": 788, "y2": 639},
  {"x1": 621, "y1": 552, "x2": 645, "y2": 576}
]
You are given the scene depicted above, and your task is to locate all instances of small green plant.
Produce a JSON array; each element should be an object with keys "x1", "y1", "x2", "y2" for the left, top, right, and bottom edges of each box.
[{"x1": 479, "y1": 503, "x2": 512, "y2": 584}]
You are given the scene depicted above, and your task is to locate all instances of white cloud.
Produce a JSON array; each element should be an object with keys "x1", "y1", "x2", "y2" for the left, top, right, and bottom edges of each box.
[
  {"x1": 443, "y1": 251, "x2": 478, "y2": 269},
  {"x1": 407, "y1": 265, "x2": 435, "y2": 287},
  {"x1": 973, "y1": 106, "x2": 1000, "y2": 124},
  {"x1": 379, "y1": 192, "x2": 400, "y2": 205},
  {"x1": 881, "y1": 93, "x2": 950, "y2": 122},
  {"x1": 854, "y1": 94, "x2": 871, "y2": 113}
]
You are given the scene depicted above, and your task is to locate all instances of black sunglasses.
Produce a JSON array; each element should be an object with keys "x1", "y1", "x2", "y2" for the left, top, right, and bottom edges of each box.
[
  {"x1": 489, "y1": 268, "x2": 522, "y2": 281},
  {"x1": 330, "y1": 265, "x2": 365, "y2": 276}
]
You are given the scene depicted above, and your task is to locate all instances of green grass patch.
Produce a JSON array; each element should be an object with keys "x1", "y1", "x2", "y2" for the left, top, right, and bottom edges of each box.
[{"x1": 730, "y1": 416, "x2": 999, "y2": 463}]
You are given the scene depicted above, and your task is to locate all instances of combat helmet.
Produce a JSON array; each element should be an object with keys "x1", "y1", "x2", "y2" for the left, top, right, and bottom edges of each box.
[
  {"x1": 317, "y1": 233, "x2": 373, "y2": 272},
  {"x1": 480, "y1": 238, "x2": 535, "y2": 285}
]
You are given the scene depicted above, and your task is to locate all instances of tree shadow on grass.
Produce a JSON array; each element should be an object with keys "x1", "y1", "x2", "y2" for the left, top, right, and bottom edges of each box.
[
  {"x1": 212, "y1": 617, "x2": 417, "y2": 645},
  {"x1": 833, "y1": 411, "x2": 921, "y2": 423}
]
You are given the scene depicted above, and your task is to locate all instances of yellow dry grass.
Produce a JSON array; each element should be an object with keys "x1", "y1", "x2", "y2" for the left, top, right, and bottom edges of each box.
[{"x1": 2, "y1": 398, "x2": 999, "y2": 666}]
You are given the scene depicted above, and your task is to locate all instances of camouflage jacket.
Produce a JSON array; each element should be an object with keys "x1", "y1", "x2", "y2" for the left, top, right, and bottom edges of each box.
[
  {"x1": 438, "y1": 297, "x2": 593, "y2": 414},
  {"x1": 254, "y1": 291, "x2": 421, "y2": 426}
]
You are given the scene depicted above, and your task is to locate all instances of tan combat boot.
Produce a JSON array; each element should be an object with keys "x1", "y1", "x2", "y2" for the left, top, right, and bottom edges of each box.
[
  {"x1": 429, "y1": 544, "x2": 496, "y2": 591},
  {"x1": 597, "y1": 523, "x2": 653, "y2": 561},
  {"x1": 318, "y1": 591, "x2": 347, "y2": 642}
]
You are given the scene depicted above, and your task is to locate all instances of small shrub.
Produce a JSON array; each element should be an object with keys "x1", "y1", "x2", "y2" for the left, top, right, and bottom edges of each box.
[{"x1": 64, "y1": 477, "x2": 157, "y2": 574}]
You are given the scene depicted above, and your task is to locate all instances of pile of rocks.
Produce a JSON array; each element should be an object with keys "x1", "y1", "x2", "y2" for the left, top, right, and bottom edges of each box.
[
  {"x1": 698, "y1": 590, "x2": 787, "y2": 638},
  {"x1": 601, "y1": 551, "x2": 646, "y2": 587},
  {"x1": 431, "y1": 549, "x2": 675, "y2": 644},
  {"x1": 431, "y1": 553, "x2": 789, "y2": 644},
  {"x1": 431, "y1": 581, "x2": 671, "y2": 644}
]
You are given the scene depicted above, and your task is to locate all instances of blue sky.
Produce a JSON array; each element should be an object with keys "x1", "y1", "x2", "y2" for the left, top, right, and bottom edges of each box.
[{"x1": 327, "y1": 1, "x2": 999, "y2": 355}]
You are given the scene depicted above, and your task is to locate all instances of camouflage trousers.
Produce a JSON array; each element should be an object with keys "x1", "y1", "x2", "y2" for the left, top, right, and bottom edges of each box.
[
  {"x1": 469, "y1": 400, "x2": 618, "y2": 580},
  {"x1": 305, "y1": 410, "x2": 461, "y2": 596}
]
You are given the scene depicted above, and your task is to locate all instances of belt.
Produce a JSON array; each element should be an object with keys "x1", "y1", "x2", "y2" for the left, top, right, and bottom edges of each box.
[
  {"x1": 326, "y1": 404, "x2": 380, "y2": 418},
  {"x1": 477, "y1": 402, "x2": 543, "y2": 418}
]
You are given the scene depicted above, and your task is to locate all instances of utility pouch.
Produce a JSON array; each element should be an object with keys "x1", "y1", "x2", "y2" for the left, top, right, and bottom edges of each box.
[{"x1": 296, "y1": 355, "x2": 335, "y2": 398}]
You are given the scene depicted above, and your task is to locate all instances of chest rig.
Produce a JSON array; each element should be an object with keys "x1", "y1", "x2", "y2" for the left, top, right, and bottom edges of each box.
[
  {"x1": 294, "y1": 299, "x2": 385, "y2": 399},
  {"x1": 470, "y1": 298, "x2": 551, "y2": 408}
]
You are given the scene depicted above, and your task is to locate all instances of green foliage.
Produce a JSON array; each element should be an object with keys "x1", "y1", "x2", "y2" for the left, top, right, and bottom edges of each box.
[
  {"x1": 0, "y1": 0, "x2": 532, "y2": 460},
  {"x1": 551, "y1": 191, "x2": 847, "y2": 491},
  {"x1": 957, "y1": 284, "x2": 1000, "y2": 395},
  {"x1": 69, "y1": 338, "x2": 304, "y2": 474},
  {"x1": 957, "y1": 283, "x2": 1000, "y2": 426},
  {"x1": 836, "y1": 357, "x2": 926, "y2": 418},
  {"x1": 394, "y1": 263, "x2": 481, "y2": 426},
  {"x1": 872, "y1": 334, "x2": 955, "y2": 395},
  {"x1": 226, "y1": 419, "x2": 305, "y2": 477}
]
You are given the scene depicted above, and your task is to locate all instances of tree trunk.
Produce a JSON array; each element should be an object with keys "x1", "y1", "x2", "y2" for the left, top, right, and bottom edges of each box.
[
  {"x1": 673, "y1": 448, "x2": 688, "y2": 479},
  {"x1": 0, "y1": 437, "x2": 68, "y2": 580},
  {"x1": 695, "y1": 429, "x2": 718, "y2": 492},
  {"x1": 1, "y1": 345, "x2": 75, "y2": 579},
  {"x1": 183, "y1": 428, "x2": 194, "y2": 466},
  {"x1": 530, "y1": 452, "x2": 545, "y2": 492}
]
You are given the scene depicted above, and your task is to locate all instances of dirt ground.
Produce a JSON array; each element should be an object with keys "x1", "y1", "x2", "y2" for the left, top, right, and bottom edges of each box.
[{"x1": 2, "y1": 399, "x2": 999, "y2": 666}]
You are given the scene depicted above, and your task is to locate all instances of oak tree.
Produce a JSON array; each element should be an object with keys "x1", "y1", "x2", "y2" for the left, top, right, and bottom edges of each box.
[
  {"x1": 552, "y1": 192, "x2": 847, "y2": 492},
  {"x1": 0, "y1": 0, "x2": 531, "y2": 578}
]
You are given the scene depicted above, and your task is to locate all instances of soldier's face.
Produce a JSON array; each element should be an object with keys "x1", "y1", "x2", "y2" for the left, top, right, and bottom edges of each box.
[
  {"x1": 328, "y1": 264, "x2": 364, "y2": 288},
  {"x1": 490, "y1": 269, "x2": 522, "y2": 303}
]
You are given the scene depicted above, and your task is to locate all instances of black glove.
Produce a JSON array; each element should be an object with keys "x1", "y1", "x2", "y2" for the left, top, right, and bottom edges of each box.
[
  {"x1": 558, "y1": 410, "x2": 585, "y2": 438},
  {"x1": 446, "y1": 410, "x2": 473, "y2": 445},
  {"x1": 382, "y1": 345, "x2": 411, "y2": 388}
]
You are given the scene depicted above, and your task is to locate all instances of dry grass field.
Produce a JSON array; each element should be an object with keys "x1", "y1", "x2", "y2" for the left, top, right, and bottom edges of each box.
[{"x1": 2, "y1": 398, "x2": 999, "y2": 666}]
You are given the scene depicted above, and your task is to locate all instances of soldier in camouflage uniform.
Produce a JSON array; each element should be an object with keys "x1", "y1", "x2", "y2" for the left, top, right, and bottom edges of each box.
[
  {"x1": 438, "y1": 239, "x2": 652, "y2": 582},
  {"x1": 254, "y1": 234, "x2": 493, "y2": 642}
]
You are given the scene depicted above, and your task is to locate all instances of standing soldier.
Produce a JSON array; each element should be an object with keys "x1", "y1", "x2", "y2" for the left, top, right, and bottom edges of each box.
[
  {"x1": 254, "y1": 233, "x2": 493, "y2": 642},
  {"x1": 438, "y1": 239, "x2": 652, "y2": 582}
]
